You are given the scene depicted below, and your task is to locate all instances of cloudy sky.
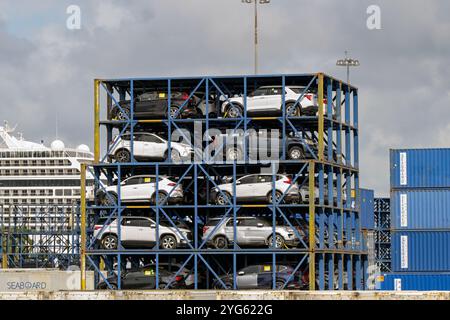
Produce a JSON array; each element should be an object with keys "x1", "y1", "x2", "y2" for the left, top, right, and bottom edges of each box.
[{"x1": 0, "y1": 0, "x2": 449, "y2": 196}]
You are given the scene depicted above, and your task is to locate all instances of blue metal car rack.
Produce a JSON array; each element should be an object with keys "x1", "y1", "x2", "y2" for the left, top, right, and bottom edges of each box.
[
  {"x1": 80, "y1": 73, "x2": 367, "y2": 290},
  {"x1": 374, "y1": 198, "x2": 391, "y2": 272},
  {"x1": 0, "y1": 204, "x2": 81, "y2": 269}
]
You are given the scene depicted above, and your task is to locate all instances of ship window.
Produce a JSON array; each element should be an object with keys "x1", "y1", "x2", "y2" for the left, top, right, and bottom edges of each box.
[
  {"x1": 64, "y1": 189, "x2": 72, "y2": 196},
  {"x1": 55, "y1": 189, "x2": 63, "y2": 196}
]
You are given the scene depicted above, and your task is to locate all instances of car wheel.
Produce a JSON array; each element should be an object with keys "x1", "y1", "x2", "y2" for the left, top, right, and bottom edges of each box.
[
  {"x1": 225, "y1": 104, "x2": 242, "y2": 118},
  {"x1": 101, "y1": 192, "x2": 117, "y2": 206},
  {"x1": 160, "y1": 234, "x2": 177, "y2": 249},
  {"x1": 116, "y1": 105, "x2": 130, "y2": 120},
  {"x1": 267, "y1": 190, "x2": 283, "y2": 204},
  {"x1": 158, "y1": 282, "x2": 168, "y2": 289},
  {"x1": 151, "y1": 192, "x2": 167, "y2": 205},
  {"x1": 286, "y1": 103, "x2": 300, "y2": 117},
  {"x1": 208, "y1": 112, "x2": 218, "y2": 118},
  {"x1": 268, "y1": 234, "x2": 285, "y2": 249},
  {"x1": 213, "y1": 236, "x2": 228, "y2": 249},
  {"x1": 275, "y1": 280, "x2": 286, "y2": 290},
  {"x1": 115, "y1": 149, "x2": 131, "y2": 163},
  {"x1": 169, "y1": 106, "x2": 179, "y2": 118},
  {"x1": 215, "y1": 192, "x2": 231, "y2": 205},
  {"x1": 226, "y1": 147, "x2": 243, "y2": 161},
  {"x1": 170, "y1": 149, "x2": 181, "y2": 162},
  {"x1": 101, "y1": 234, "x2": 118, "y2": 250},
  {"x1": 288, "y1": 146, "x2": 305, "y2": 160}
]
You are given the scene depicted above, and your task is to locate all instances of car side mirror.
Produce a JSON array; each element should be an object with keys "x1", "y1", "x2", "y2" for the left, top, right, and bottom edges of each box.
[
  {"x1": 238, "y1": 271, "x2": 245, "y2": 276},
  {"x1": 235, "y1": 180, "x2": 241, "y2": 185},
  {"x1": 150, "y1": 224, "x2": 156, "y2": 229},
  {"x1": 257, "y1": 223, "x2": 264, "y2": 228}
]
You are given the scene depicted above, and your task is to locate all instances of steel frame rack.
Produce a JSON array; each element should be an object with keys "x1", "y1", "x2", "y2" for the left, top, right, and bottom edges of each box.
[
  {"x1": 81, "y1": 73, "x2": 367, "y2": 291},
  {"x1": 374, "y1": 198, "x2": 391, "y2": 272},
  {"x1": 0, "y1": 204, "x2": 81, "y2": 269}
]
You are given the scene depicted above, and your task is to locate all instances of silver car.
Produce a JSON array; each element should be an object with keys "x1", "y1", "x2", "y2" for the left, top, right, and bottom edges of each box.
[
  {"x1": 94, "y1": 216, "x2": 192, "y2": 250},
  {"x1": 202, "y1": 216, "x2": 301, "y2": 249}
]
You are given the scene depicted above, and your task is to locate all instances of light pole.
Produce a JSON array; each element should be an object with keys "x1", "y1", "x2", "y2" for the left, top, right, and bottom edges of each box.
[
  {"x1": 242, "y1": 0, "x2": 271, "y2": 74},
  {"x1": 336, "y1": 51, "x2": 360, "y2": 84}
]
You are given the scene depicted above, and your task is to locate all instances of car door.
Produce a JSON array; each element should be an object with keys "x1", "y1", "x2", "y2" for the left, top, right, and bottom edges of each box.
[
  {"x1": 264, "y1": 87, "x2": 282, "y2": 111},
  {"x1": 235, "y1": 175, "x2": 258, "y2": 200},
  {"x1": 134, "y1": 177, "x2": 153, "y2": 200},
  {"x1": 256, "y1": 175, "x2": 273, "y2": 199},
  {"x1": 137, "y1": 218, "x2": 157, "y2": 247},
  {"x1": 236, "y1": 218, "x2": 259, "y2": 245},
  {"x1": 248, "y1": 218, "x2": 272, "y2": 245},
  {"x1": 236, "y1": 265, "x2": 260, "y2": 289},
  {"x1": 124, "y1": 270, "x2": 156, "y2": 289},
  {"x1": 120, "y1": 218, "x2": 141, "y2": 246},
  {"x1": 144, "y1": 134, "x2": 167, "y2": 159},
  {"x1": 247, "y1": 88, "x2": 268, "y2": 111},
  {"x1": 120, "y1": 177, "x2": 142, "y2": 201},
  {"x1": 135, "y1": 93, "x2": 155, "y2": 117}
]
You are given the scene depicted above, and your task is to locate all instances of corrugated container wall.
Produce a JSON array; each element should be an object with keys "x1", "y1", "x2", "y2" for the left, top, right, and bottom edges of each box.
[
  {"x1": 360, "y1": 188, "x2": 375, "y2": 230},
  {"x1": 391, "y1": 189, "x2": 450, "y2": 230},
  {"x1": 378, "y1": 273, "x2": 450, "y2": 291},
  {"x1": 390, "y1": 148, "x2": 450, "y2": 189},
  {"x1": 391, "y1": 231, "x2": 450, "y2": 272}
]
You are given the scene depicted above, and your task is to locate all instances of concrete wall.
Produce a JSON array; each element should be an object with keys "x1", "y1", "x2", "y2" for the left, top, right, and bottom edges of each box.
[
  {"x1": 0, "y1": 290, "x2": 449, "y2": 300},
  {"x1": 0, "y1": 269, "x2": 95, "y2": 291}
]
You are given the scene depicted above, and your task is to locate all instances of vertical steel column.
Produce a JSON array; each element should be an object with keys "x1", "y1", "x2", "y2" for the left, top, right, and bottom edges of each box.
[
  {"x1": 317, "y1": 74, "x2": 324, "y2": 161},
  {"x1": 155, "y1": 164, "x2": 160, "y2": 289},
  {"x1": 336, "y1": 82, "x2": 342, "y2": 163},
  {"x1": 80, "y1": 163, "x2": 86, "y2": 290},
  {"x1": 130, "y1": 80, "x2": 135, "y2": 163},
  {"x1": 167, "y1": 79, "x2": 172, "y2": 161},
  {"x1": 308, "y1": 161, "x2": 316, "y2": 290},
  {"x1": 272, "y1": 163, "x2": 276, "y2": 289},
  {"x1": 327, "y1": 253, "x2": 334, "y2": 290},
  {"x1": 318, "y1": 253, "x2": 325, "y2": 290},
  {"x1": 194, "y1": 164, "x2": 198, "y2": 289},
  {"x1": 232, "y1": 162, "x2": 237, "y2": 290},
  {"x1": 94, "y1": 80, "x2": 100, "y2": 163},
  {"x1": 281, "y1": 76, "x2": 286, "y2": 160},
  {"x1": 338, "y1": 253, "x2": 344, "y2": 290}
]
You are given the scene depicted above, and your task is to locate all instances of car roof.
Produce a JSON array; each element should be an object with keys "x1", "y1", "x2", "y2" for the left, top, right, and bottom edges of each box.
[{"x1": 258, "y1": 85, "x2": 305, "y2": 89}]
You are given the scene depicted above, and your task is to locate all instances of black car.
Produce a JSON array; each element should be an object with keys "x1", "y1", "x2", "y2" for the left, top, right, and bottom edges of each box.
[
  {"x1": 96, "y1": 265, "x2": 186, "y2": 290},
  {"x1": 212, "y1": 264, "x2": 305, "y2": 290},
  {"x1": 209, "y1": 131, "x2": 318, "y2": 161},
  {"x1": 111, "y1": 91, "x2": 200, "y2": 120}
]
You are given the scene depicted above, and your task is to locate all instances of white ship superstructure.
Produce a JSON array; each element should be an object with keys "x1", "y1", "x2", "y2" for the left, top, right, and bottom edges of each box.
[{"x1": 0, "y1": 121, "x2": 94, "y2": 257}]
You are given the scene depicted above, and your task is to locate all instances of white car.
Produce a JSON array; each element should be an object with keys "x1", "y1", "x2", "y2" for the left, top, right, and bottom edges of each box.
[
  {"x1": 96, "y1": 175, "x2": 183, "y2": 205},
  {"x1": 109, "y1": 132, "x2": 194, "y2": 162},
  {"x1": 94, "y1": 216, "x2": 192, "y2": 249},
  {"x1": 211, "y1": 174, "x2": 300, "y2": 204},
  {"x1": 221, "y1": 85, "x2": 324, "y2": 118}
]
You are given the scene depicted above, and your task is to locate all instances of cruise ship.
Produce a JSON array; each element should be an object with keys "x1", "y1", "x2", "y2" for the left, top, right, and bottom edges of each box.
[{"x1": 0, "y1": 121, "x2": 94, "y2": 264}]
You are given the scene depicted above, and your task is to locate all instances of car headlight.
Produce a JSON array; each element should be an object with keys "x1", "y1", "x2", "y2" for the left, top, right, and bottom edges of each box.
[{"x1": 181, "y1": 231, "x2": 189, "y2": 237}]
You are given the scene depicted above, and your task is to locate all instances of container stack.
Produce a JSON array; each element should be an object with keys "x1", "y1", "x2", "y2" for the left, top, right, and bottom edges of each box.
[{"x1": 379, "y1": 148, "x2": 450, "y2": 290}]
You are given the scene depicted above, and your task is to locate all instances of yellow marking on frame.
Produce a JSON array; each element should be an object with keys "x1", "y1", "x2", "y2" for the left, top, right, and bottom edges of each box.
[
  {"x1": 317, "y1": 73, "x2": 324, "y2": 162},
  {"x1": 94, "y1": 80, "x2": 100, "y2": 163},
  {"x1": 138, "y1": 120, "x2": 164, "y2": 123},
  {"x1": 263, "y1": 265, "x2": 271, "y2": 272},
  {"x1": 159, "y1": 93, "x2": 166, "y2": 98},
  {"x1": 144, "y1": 178, "x2": 151, "y2": 183},
  {"x1": 80, "y1": 163, "x2": 87, "y2": 290}
]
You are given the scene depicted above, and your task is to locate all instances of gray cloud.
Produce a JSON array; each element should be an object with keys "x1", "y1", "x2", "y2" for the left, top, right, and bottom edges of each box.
[{"x1": 0, "y1": 0, "x2": 449, "y2": 196}]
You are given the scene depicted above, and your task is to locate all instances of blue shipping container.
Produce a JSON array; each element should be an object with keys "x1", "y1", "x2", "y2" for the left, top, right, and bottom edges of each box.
[
  {"x1": 360, "y1": 188, "x2": 374, "y2": 229},
  {"x1": 392, "y1": 231, "x2": 450, "y2": 272},
  {"x1": 391, "y1": 189, "x2": 450, "y2": 230},
  {"x1": 390, "y1": 148, "x2": 450, "y2": 189},
  {"x1": 378, "y1": 273, "x2": 450, "y2": 290}
]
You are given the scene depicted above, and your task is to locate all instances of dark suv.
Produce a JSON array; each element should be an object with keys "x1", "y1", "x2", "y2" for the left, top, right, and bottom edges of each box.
[
  {"x1": 212, "y1": 264, "x2": 305, "y2": 289},
  {"x1": 209, "y1": 131, "x2": 318, "y2": 161},
  {"x1": 111, "y1": 91, "x2": 200, "y2": 120}
]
